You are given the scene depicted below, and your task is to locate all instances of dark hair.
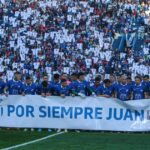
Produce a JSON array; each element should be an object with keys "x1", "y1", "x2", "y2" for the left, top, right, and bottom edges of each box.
[
  {"x1": 61, "y1": 79, "x2": 67, "y2": 83},
  {"x1": 78, "y1": 72, "x2": 85, "y2": 78},
  {"x1": 43, "y1": 74, "x2": 48, "y2": 77},
  {"x1": 110, "y1": 74, "x2": 114, "y2": 77},
  {"x1": 71, "y1": 73, "x2": 78, "y2": 76},
  {"x1": 116, "y1": 74, "x2": 121, "y2": 77},
  {"x1": 127, "y1": 77, "x2": 132, "y2": 80},
  {"x1": 95, "y1": 76, "x2": 101, "y2": 82},
  {"x1": 42, "y1": 81, "x2": 48, "y2": 87},
  {"x1": 53, "y1": 73, "x2": 60, "y2": 79},
  {"x1": 143, "y1": 75, "x2": 149, "y2": 79},
  {"x1": 26, "y1": 76, "x2": 31, "y2": 80},
  {"x1": 104, "y1": 79, "x2": 110, "y2": 84},
  {"x1": 61, "y1": 73, "x2": 67, "y2": 76},
  {"x1": 135, "y1": 76, "x2": 142, "y2": 81},
  {"x1": 15, "y1": 71, "x2": 21, "y2": 75}
]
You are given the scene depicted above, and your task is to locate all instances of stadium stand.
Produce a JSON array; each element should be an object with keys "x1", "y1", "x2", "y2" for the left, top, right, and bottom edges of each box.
[{"x1": 0, "y1": 0, "x2": 149, "y2": 100}]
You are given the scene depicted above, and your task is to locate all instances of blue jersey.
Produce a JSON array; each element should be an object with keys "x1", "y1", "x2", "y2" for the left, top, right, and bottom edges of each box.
[
  {"x1": 7, "y1": 80, "x2": 23, "y2": 95},
  {"x1": 128, "y1": 81, "x2": 135, "y2": 86},
  {"x1": 56, "y1": 85, "x2": 72, "y2": 96},
  {"x1": 69, "y1": 80, "x2": 78, "y2": 92},
  {"x1": 0, "y1": 80, "x2": 6, "y2": 94},
  {"x1": 99, "y1": 85, "x2": 114, "y2": 97},
  {"x1": 142, "y1": 82, "x2": 149, "y2": 89},
  {"x1": 50, "y1": 81, "x2": 61, "y2": 88},
  {"x1": 148, "y1": 82, "x2": 150, "y2": 96},
  {"x1": 22, "y1": 83, "x2": 37, "y2": 95},
  {"x1": 91, "y1": 84, "x2": 102, "y2": 95},
  {"x1": 50, "y1": 81, "x2": 61, "y2": 95},
  {"x1": 38, "y1": 82, "x2": 53, "y2": 94},
  {"x1": 116, "y1": 84, "x2": 131, "y2": 101},
  {"x1": 132, "y1": 84, "x2": 146, "y2": 100},
  {"x1": 111, "y1": 82, "x2": 117, "y2": 92},
  {"x1": 76, "y1": 81, "x2": 91, "y2": 96}
]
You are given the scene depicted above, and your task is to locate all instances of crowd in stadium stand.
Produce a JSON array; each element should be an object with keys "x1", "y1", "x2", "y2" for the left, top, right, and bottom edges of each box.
[{"x1": 0, "y1": 0, "x2": 149, "y2": 100}]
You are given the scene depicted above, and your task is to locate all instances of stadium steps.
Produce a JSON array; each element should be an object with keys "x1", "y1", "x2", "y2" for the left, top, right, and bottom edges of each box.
[
  {"x1": 112, "y1": 36, "x2": 122, "y2": 51},
  {"x1": 132, "y1": 34, "x2": 144, "y2": 51},
  {"x1": 118, "y1": 35, "x2": 126, "y2": 52}
]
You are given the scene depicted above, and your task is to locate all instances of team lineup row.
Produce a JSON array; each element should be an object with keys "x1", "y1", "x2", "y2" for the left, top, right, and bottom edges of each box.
[{"x1": 0, "y1": 71, "x2": 150, "y2": 101}]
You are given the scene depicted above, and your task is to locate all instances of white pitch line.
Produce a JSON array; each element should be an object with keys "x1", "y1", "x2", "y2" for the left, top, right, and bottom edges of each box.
[{"x1": 2, "y1": 131, "x2": 65, "y2": 150}]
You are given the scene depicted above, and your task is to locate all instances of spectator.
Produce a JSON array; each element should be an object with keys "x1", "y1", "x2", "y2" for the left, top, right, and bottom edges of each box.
[
  {"x1": 4, "y1": 71, "x2": 23, "y2": 95},
  {"x1": 22, "y1": 76, "x2": 37, "y2": 95},
  {"x1": 115, "y1": 75, "x2": 132, "y2": 101},
  {"x1": 98, "y1": 79, "x2": 114, "y2": 98},
  {"x1": 76, "y1": 72, "x2": 92, "y2": 97},
  {"x1": 0, "y1": 73, "x2": 6, "y2": 94},
  {"x1": 91, "y1": 76, "x2": 102, "y2": 96},
  {"x1": 56, "y1": 79, "x2": 74, "y2": 98},
  {"x1": 38, "y1": 74, "x2": 53, "y2": 97},
  {"x1": 0, "y1": 0, "x2": 149, "y2": 83},
  {"x1": 132, "y1": 76, "x2": 148, "y2": 100},
  {"x1": 0, "y1": 0, "x2": 148, "y2": 101},
  {"x1": 69, "y1": 73, "x2": 79, "y2": 96}
]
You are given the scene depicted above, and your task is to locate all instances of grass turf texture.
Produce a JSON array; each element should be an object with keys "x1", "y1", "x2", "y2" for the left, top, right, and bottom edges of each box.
[
  {"x1": 1, "y1": 130, "x2": 150, "y2": 150},
  {"x1": 0, "y1": 129, "x2": 50, "y2": 149}
]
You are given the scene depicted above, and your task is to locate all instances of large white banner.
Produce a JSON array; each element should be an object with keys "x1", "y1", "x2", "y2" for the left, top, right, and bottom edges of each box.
[{"x1": 0, "y1": 95, "x2": 150, "y2": 131}]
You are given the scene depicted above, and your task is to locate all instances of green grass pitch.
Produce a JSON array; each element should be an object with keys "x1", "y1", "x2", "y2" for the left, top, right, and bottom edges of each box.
[{"x1": 1, "y1": 129, "x2": 150, "y2": 150}]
